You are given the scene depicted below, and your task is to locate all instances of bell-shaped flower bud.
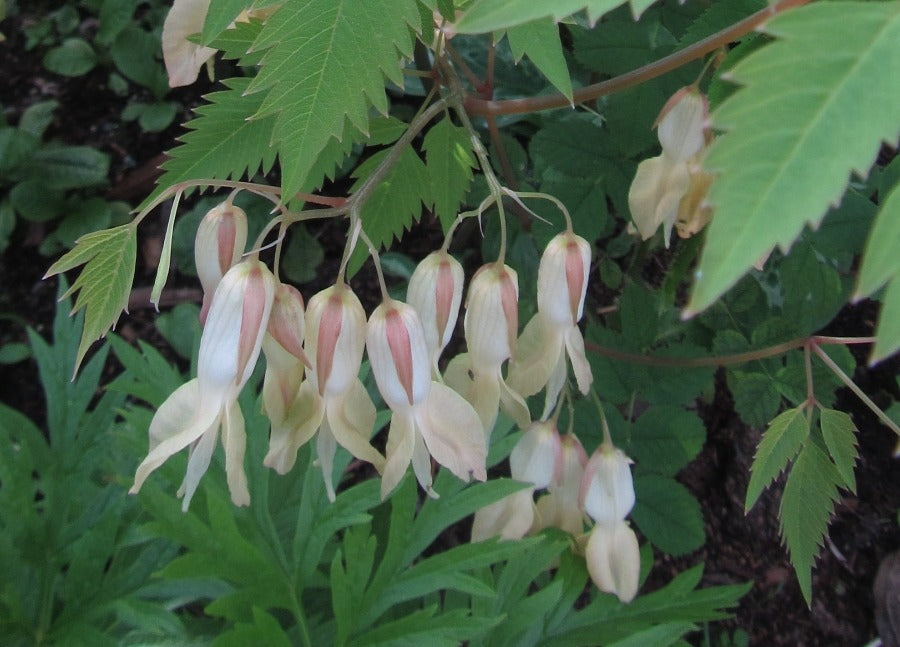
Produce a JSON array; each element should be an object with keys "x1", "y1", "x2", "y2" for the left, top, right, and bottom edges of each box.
[
  {"x1": 580, "y1": 444, "x2": 635, "y2": 526},
  {"x1": 471, "y1": 488, "x2": 535, "y2": 542},
  {"x1": 407, "y1": 250, "x2": 465, "y2": 374},
  {"x1": 655, "y1": 86, "x2": 708, "y2": 163},
  {"x1": 195, "y1": 201, "x2": 248, "y2": 323},
  {"x1": 464, "y1": 262, "x2": 519, "y2": 370},
  {"x1": 537, "y1": 232, "x2": 591, "y2": 329},
  {"x1": 585, "y1": 520, "x2": 641, "y2": 603},
  {"x1": 510, "y1": 420, "x2": 562, "y2": 490},
  {"x1": 367, "y1": 300, "x2": 432, "y2": 411},
  {"x1": 266, "y1": 283, "x2": 310, "y2": 366},
  {"x1": 305, "y1": 283, "x2": 367, "y2": 397},
  {"x1": 533, "y1": 433, "x2": 588, "y2": 536},
  {"x1": 262, "y1": 283, "x2": 308, "y2": 431}
]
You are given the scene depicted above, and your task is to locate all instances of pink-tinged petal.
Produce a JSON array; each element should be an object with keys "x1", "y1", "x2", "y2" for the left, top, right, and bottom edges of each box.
[
  {"x1": 471, "y1": 488, "x2": 535, "y2": 542},
  {"x1": 382, "y1": 411, "x2": 416, "y2": 499},
  {"x1": 498, "y1": 268, "x2": 519, "y2": 359},
  {"x1": 498, "y1": 374, "x2": 531, "y2": 431},
  {"x1": 162, "y1": 0, "x2": 217, "y2": 87},
  {"x1": 464, "y1": 264, "x2": 518, "y2": 370},
  {"x1": 541, "y1": 346, "x2": 568, "y2": 421},
  {"x1": 407, "y1": 251, "x2": 465, "y2": 371},
  {"x1": 326, "y1": 380, "x2": 384, "y2": 472},
  {"x1": 385, "y1": 307, "x2": 415, "y2": 405},
  {"x1": 564, "y1": 326, "x2": 593, "y2": 395},
  {"x1": 176, "y1": 419, "x2": 219, "y2": 512},
  {"x1": 565, "y1": 240, "x2": 587, "y2": 323},
  {"x1": 195, "y1": 202, "x2": 248, "y2": 299},
  {"x1": 411, "y1": 432, "x2": 437, "y2": 497},
  {"x1": 368, "y1": 302, "x2": 431, "y2": 411},
  {"x1": 221, "y1": 398, "x2": 249, "y2": 507},
  {"x1": 316, "y1": 293, "x2": 344, "y2": 395},
  {"x1": 235, "y1": 264, "x2": 275, "y2": 386},
  {"x1": 507, "y1": 314, "x2": 564, "y2": 399},
  {"x1": 267, "y1": 283, "x2": 310, "y2": 367},
  {"x1": 556, "y1": 434, "x2": 588, "y2": 508},
  {"x1": 585, "y1": 521, "x2": 641, "y2": 603},
  {"x1": 416, "y1": 382, "x2": 487, "y2": 483},
  {"x1": 264, "y1": 380, "x2": 324, "y2": 475},
  {"x1": 217, "y1": 214, "x2": 237, "y2": 275},
  {"x1": 261, "y1": 334, "x2": 304, "y2": 424},
  {"x1": 317, "y1": 420, "x2": 339, "y2": 502},
  {"x1": 537, "y1": 233, "x2": 590, "y2": 328}
]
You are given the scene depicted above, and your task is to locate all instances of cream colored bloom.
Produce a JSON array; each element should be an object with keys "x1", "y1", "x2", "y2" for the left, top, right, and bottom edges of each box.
[
  {"x1": 585, "y1": 520, "x2": 641, "y2": 603},
  {"x1": 263, "y1": 283, "x2": 384, "y2": 501},
  {"x1": 195, "y1": 201, "x2": 247, "y2": 324},
  {"x1": 580, "y1": 444, "x2": 635, "y2": 527},
  {"x1": 406, "y1": 250, "x2": 465, "y2": 377},
  {"x1": 471, "y1": 488, "x2": 535, "y2": 542},
  {"x1": 131, "y1": 259, "x2": 275, "y2": 510},
  {"x1": 162, "y1": 0, "x2": 217, "y2": 87},
  {"x1": 508, "y1": 232, "x2": 593, "y2": 416},
  {"x1": 367, "y1": 299, "x2": 486, "y2": 498},
  {"x1": 445, "y1": 263, "x2": 530, "y2": 435},
  {"x1": 533, "y1": 433, "x2": 588, "y2": 536},
  {"x1": 510, "y1": 420, "x2": 561, "y2": 490}
]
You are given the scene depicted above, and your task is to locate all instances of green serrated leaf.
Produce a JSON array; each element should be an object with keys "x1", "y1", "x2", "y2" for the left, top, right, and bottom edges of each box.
[
  {"x1": 455, "y1": 0, "x2": 629, "y2": 33},
  {"x1": 151, "y1": 78, "x2": 278, "y2": 206},
  {"x1": 632, "y1": 474, "x2": 705, "y2": 556},
  {"x1": 779, "y1": 439, "x2": 842, "y2": 605},
  {"x1": 818, "y1": 408, "x2": 858, "y2": 492},
  {"x1": 507, "y1": 18, "x2": 573, "y2": 100},
  {"x1": 745, "y1": 406, "x2": 809, "y2": 512},
  {"x1": 423, "y1": 118, "x2": 477, "y2": 231},
  {"x1": 728, "y1": 370, "x2": 782, "y2": 429},
  {"x1": 45, "y1": 223, "x2": 137, "y2": 374},
  {"x1": 202, "y1": 0, "x2": 251, "y2": 44},
  {"x1": 857, "y1": 183, "x2": 900, "y2": 298},
  {"x1": 687, "y1": 2, "x2": 900, "y2": 315},
  {"x1": 677, "y1": 0, "x2": 765, "y2": 47},
  {"x1": 246, "y1": 0, "x2": 420, "y2": 200}
]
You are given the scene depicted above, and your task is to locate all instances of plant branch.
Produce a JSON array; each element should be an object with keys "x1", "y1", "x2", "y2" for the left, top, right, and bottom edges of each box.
[{"x1": 464, "y1": 0, "x2": 812, "y2": 117}]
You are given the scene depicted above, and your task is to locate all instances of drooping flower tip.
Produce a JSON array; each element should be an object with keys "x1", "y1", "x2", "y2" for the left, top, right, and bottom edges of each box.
[
  {"x1": 509, "y1": 420, "x2": 562, "y2": 490},
  {"x1": 306, "y1": 284, "x2": 367, "y2": 397},
  {"x1": 465, "y1": 262, "x2": 519, "y2": 368},
  {"x1": 580, "y1": 444, "x2": 635, "y2": 527},
  {"x1": 537, "y1": 232, "x2": 591, "y2": 328},
  {"x1": 407, "y1": 250, "x2": 465, "y2": 370},
  {"x1": 585, "y1": 520, "x2": 641, "y2": 603},
  {"x1": 195, "y1": 201, "x2": 248, "y2": 323},
  {"x1": 367, "y1": 300, "x2": 431, "y2": 411}
]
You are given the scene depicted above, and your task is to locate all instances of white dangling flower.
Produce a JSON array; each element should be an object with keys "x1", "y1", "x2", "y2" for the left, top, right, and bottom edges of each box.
[
  {"x1": 406, "y1": 250, "x2": 465, "y2": 378},
  {"x1": 580, "y1": 443, "x2": 635, "y2": 527},
  {"x1": 471, "y1": 488, "x2": 535, "y2": 543},
  {"x1": 162, "y1": 0, "x2": 217, "y2": 87},
  {"x1": 262, "y1": 283, "x2": 384, "y2": 501},
  {"x1": 585, "y1": 519, "x2": 641, "y2": 603},
  {"x1": 367, "y1": 299, "x2": 486, "y2": 499},
  {"x1": 510, "y1": 420, "x2": 562, "y2": 490},
  {"x1": 508, "y1": 231, "x2": 593, "y2": 417},
  {"x1": 534, "y1": 433, "x2": 588, "y2": 536},
  {"x1": 131, "y1": 259, "x2": 275, "y2": 510},
  {"x1": 445, "y1": 262, "x2": 530, "y2": 436},
  {"x1": 194, "y1": 201, "x2": 248, "y2": 324}
]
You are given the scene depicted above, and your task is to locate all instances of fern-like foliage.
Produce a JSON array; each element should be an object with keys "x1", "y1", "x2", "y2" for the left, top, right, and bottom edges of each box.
[
  {"x1": 244, "y1": 0, "x2": 422, "y2": 200},
  {"x1": 688, "y1": 1, "x2": 900, "y2": 315}
]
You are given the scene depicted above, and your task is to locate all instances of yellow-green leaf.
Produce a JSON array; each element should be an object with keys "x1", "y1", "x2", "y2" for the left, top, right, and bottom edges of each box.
[
  {"x1": 745, "y1": 405, "x2": 808, "y2": 512},
  {"x1": 45, "y1": 223, "x2": 137, "y2": 374},
  {"x1": 818, "y1": 408, "x2": 858, "y2": 492}
]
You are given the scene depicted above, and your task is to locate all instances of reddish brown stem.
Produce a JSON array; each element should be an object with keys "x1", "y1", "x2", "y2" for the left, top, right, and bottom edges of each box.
[{"x1": 464, "y1": 0, "x2": 811, "y2": 117}]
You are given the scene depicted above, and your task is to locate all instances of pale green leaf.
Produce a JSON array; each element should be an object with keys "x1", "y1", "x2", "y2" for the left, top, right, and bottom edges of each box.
[
  {"x1": 871, "y1": 276, "x2": 900, "y2": 363},
  {"x1": 676, "y1": 0, "x2": 765, "y2": 48},
  {"x1": 687, "y1": 2, "x2": 900, "y2": 315},
  {"x1": 506, "y1": 18, "x2": 573, "y2": 101},
  {"x1": 422, "y1": 118, "x2": 477, "y2": 231},
  {"x1": 246, "y1": 0, "x2": 420, "y2": 199},
  {"x1": 42, "y1": 38, "x2": 97, "y2": 76},
  {"x1": 19, "y1": 100, "x2": 58, "y2": 138},
  {"x1": 728, "y1": 370, "x2": 782, "y2": 429},
  {"x1": 44, "y1": 224, "x2": 137, "y2": 374},
  {"x1": 632, "y1": 475, "x2": 705, "y2": 556},
  {"x1": 455, "y1": 0, "x2": 629, "y2": 33},
  {"x1": 202, "y1": 0, "x2": 251, "y2": 44},
  {"x1": 779, "y1": 440, "x2": 842, "y2": 605},
  {"x1": 856, "y1": 183, "x2": 900, "y2": 298},
  {"x1": 151, "y1": 77, "x2": 278, "y2": 206},
  {"x1": 818, "y1": 408, "x2": 858, "y2": 492},
  {"x1": 28, "y1": 146, "x2": 110, "y2": 190},
  {"x1": 745, "y1": 405, "x2": 808, "y2": 512}
]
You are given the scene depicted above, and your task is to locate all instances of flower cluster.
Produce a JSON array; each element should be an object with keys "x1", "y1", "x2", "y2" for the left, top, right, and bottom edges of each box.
[
  {"x1": 628, "y1": 86, "x2": 713, "y2": 246},
  {"x1": 130, "y1": 201, "x2": 600, "y2": 510}
]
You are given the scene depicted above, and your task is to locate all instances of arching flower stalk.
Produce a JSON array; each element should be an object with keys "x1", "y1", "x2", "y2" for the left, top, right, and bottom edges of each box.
[
  {"x1": 263, "y1": 283, "x2": 384, "y2": 501},
  {"x1": 131, "y1": 259, "x2": 275, "y2": 510},
  {"x1": 367, "y1": 299, "x2": 486, "y2": 499}
]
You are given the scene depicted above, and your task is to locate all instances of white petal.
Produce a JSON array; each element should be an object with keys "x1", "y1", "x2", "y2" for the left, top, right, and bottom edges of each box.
[
  {"x1": 509, "y1": 421, "x2": 560, "y2": 489},
  {"x1": 407, "y1": 251, "x2": 464, "y2": 365},
  {"x1": 416, "y1": 382, "x2": 487, "y2": 483},
  {"x1": 471, "y1": 489, "x2": 535, "y2": 542},
  {"x1": 581, "y1": 448, "x2": 636, "y2": 525},
  {"x1": 564, "y1": 326, "x2": 593, "y2": 395},
  {"x1": 657, "y1": 88, "x2": 706, "y2": 162},
  {"x1": 176, "y1": 419, "x2": 219, "y2": 512},
  {"x1": 445, "y1": 353, "x2": 500, "y2": 435},
  {"x1": 498, "y1": 374, "x2": 531, "y2": 431},
  {"x1": 162, "y1": 0, "x2": 217, "y2": 87},
  {"x1": 263, "y1": 380, "x2": 324, "y2": 474},
  {"x1": 221, "y1": 399, "x2": 249, "y2": 507},
  {"x1": 585, "y1": 521, "x2": 640, "y2": 603},
  {"x1": 411, "y1": 431, "x2": 436, "y2": 497},
  {"x1": 507, "y1": 314, "x2": 564, "y2": 399},
  {"x1": 627, "y1": 156, "x2": 690, "y2": 245},
  {"x1": 367, "y1": 301, "x2": 431, "y2": 410},
  {"x1": 382, "y1": 411, "x2": 416, "y2": 499},
  {"x1": 317, "y1": 420, "x2": 338, "y2": 502},
  {"x1": 326, "y1": 380, "x2": 384, "y2": 471}
]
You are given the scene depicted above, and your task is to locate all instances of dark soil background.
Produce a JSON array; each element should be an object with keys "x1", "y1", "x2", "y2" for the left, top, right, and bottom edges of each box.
[{"x1": 2, "y1": 10, "x2": 899, "y2": 647}]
